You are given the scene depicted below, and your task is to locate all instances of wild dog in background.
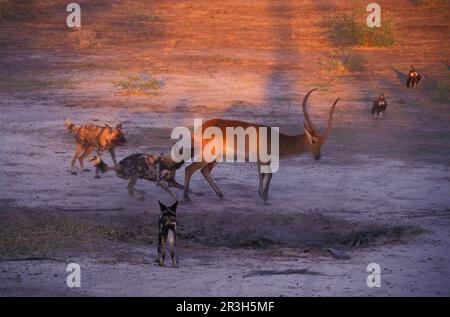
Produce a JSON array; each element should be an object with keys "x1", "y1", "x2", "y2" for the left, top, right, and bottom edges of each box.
[
  {"x1": 406, "y1": 65, "x2": 421, "y2": 88},
  {"x1": 157, "y1": 201, "x2": 178, "y2": 267},
  {"x1": 89, "y1": 153, "x2": 186, "y2": 200},
  {"x1": 64, "y1": 119, "x2": 126, "y2": 178},
  {"x1": 371, "y1": 93, "x2": 388, "y2": 119}
]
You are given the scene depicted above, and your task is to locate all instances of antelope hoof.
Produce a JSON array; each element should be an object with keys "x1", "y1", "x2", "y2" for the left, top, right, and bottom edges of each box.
[
  {"x1": 71, "y1": 171, "x2": 77, "y2": 175},
  {"x1": 159, "y1": 261, "x2": 165, "y2": 267},
  {"x1": 172, "y1": 261, "x2": 178, "y2": 268},
  {"x1": 183, "y1": 194, "x2": 191, "y2": 202},
  {"x1": 94, "y1": 174, "x2": 101, "y2": 179},
  {"x1": 83, "y1": 168, "x2": 90, "y2": 172}
]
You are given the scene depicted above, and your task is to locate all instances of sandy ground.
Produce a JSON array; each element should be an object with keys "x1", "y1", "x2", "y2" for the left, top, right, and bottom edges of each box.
[{"x1": 0, "y1": 0, "x2": 449, "y2": 296}]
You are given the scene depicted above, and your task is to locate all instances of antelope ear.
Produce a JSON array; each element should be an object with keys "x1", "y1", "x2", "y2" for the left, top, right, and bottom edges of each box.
[
  {"x1": 170, "y1": 200, "x2": 178, "y2": 212},
  {"x1": 105, "y1": 124, "x2": 112, "y2": 128},
  {"x1": 304, "y1": 123, "x2": 313, "y2": 144},
  {"x1": 116, "y1": 123, "x2": 122, "y2": 129},
  {"x1": 158, "y1": 201, "x2": 166, "y2": 211}
]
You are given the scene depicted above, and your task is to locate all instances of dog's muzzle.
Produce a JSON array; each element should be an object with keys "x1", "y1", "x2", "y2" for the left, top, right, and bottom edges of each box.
[{"x1": 118, "y1": 135, "x2": 127, "y2": 144}]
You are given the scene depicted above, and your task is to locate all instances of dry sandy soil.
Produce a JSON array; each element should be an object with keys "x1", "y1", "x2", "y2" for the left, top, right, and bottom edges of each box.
[{"x1": 0, "y1": 0, "x2": 449, "y2": 296}]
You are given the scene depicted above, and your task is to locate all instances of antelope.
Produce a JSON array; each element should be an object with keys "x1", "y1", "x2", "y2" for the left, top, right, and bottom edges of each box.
[{"x1": 182, "y1": 88, "x2": 340, "y2": 202}]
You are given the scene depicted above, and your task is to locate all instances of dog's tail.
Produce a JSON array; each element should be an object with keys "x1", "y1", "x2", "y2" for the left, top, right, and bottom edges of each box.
[{"x1": 64, "y1": 118, "x2": 79, "y2": 133}]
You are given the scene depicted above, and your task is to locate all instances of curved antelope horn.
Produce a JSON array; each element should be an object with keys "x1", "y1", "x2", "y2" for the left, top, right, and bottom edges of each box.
[
  {"x1": 302, "y1": 88, "x2": 318, "y2": 134},
  {"x1": 323, "y1": 97, "x2": 340, "y2": 140}
]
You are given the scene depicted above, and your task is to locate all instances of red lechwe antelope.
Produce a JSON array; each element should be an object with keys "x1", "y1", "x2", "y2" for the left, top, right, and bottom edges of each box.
[{"x1": 183, "y1": 88, "x2": 340, "y2": 202}]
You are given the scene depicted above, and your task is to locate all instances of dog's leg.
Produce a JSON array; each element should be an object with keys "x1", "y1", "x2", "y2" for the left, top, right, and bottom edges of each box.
[
  {"x1": 168, "y1": 179, "x2": 184, "y2": 190},
  {"x1": 168, "y1": 229, "x2": 177, "y2": 267},
  {"x1": 94, "y1": 149, "x2": 103, "y2": 178},
  {"x1": 71, "y1": 144, "x2": 84, "y2": 175},
  {"x1": 156, "y1": 234, "x2": 162, "y2": 263},
  {"x1": 79, "y1": 146, "x2": 94, "y2": 172},
  {"x1": 127, "y1": 173, "x2": 143, "y2": 200},
  {"x1": 159, "y1": 181, "x2": 178, "y2": 200},
  {"x1": 109, "y1": 149, "x2": 118, "y2": 167},
  {"x1": 201, "y1": 161, "x2": 224, "y2": 199},
  {"x1": 159, "y1": 235, "x2": 166, "y2": 266}
]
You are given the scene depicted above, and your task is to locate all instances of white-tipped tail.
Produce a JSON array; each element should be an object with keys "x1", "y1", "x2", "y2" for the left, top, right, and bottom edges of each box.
[{"x1": 64, "y1": 118, "x2": 78, "y2": 133}]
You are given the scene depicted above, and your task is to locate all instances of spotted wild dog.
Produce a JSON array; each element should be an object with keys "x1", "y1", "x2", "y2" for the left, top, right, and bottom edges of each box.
[
  {"x1": 406, "y1": 65, "x2": 421, "y2": 88},
  {"x1": 64, "y1": 119, "x2": 126, "y2": 178},
  {"x1": 371, "y1": 93, "x2": 388, "y2": 119},
  {"x1": 89, "y1": 153, "x2": 186, "y2": 200},
  {"x1": 157, "y1": 200, "x2": 178, "y2": 267}
]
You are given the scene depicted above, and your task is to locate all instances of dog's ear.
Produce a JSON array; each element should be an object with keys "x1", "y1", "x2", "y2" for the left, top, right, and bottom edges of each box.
[
  {"x1": 170, "y1": 200, "x2": 178, "y2": 212},
  {"x1": 116, "y1": 123, "x2": 123, "y2": 129},
  {"x1": 158, "y1": 201, "x2": 166, "y2": 211}
]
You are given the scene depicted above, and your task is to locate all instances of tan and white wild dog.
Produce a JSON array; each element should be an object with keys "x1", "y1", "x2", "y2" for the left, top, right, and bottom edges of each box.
[{"x1": 64, "y1": 119, "x2": 126, "y2": 178}]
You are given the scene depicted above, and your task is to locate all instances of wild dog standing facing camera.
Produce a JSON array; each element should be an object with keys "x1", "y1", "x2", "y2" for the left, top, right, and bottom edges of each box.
[
  {"x1": 157, "y1": 201, "x2": 178, "y2": 267},
  {"x1": 406, "y1": 65, "x2": 421, "y2": 88},
  {"x1": 371, "y1": 93, "x2": 388, "y2": 119},
  {"x1": 89, "y1": 153, "x2": 185, "y2": 200},
  {"x1": 64, "y1": 119, "x2": 126, "y2": 178}
]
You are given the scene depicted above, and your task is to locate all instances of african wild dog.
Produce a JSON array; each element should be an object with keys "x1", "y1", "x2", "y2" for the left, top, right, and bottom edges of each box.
[
  {"x1": 64, "y1": 119, "x2": 126, "y2": 178},
  {"x1": 157, "y1": 200, "x2": 178, "y2": 267},
  {"x1": 371, "y1": 93, "x2": 388, "y2": 119},
  {"x1": 89, "y1": 153, "x2": 185, "y2": 200},
  {"x1": 407, "y1": 65, "x2": 421, "y2": 88}
]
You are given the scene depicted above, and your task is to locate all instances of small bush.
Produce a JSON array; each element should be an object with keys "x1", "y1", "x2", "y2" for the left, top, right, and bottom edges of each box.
[
  {"x1": 132, "y1": 12, "x2": 161, "y2": 22},
  {"x1": 112, "y1": 74, "x2": 164, "y2": 96},
  {"x1": 322, "y1": 14, "x2": 395, "y2": 47},
  {"x1": 320, "y1": 52, "x2": 367, "y2": 73},
  {"x1": 210, "y1": 55, "x2": 241, "y2": 64}
]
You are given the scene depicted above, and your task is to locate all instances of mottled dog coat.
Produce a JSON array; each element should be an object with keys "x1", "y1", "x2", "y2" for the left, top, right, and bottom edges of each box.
[
  {"x1": 371, "y1": 94, "x2": 388, "y2": 119},
  {"x1": 157, "y1": 201, "x2": 178, "y2": 267},
  {"x1": 65, "y1": 119, "x2": 126, "y2": 177},
  {"x1": 89, "y1": 153, "x2": 185, "y2": 200}
]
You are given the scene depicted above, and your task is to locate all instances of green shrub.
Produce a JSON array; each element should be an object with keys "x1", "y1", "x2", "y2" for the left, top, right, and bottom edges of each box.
[
  {"x1": 320, "y1": 51, "x2": 367, "y2": 73},
  {"x1": 322, "y1": 14, "x2": 395, "y2": 47},
  {"x1": 112, "y1": 74, "x2": 164, "y2": 96}
]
